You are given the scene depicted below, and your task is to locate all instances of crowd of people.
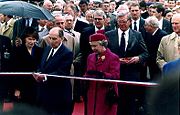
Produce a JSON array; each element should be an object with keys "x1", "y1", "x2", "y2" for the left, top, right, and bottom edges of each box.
[{"x1": 0, "y1": 0, "x2": 179, "y2": 115}]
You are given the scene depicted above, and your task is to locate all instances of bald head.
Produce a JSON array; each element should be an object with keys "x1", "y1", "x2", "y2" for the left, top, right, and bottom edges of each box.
[
  {"x1": 171, "y1": 13, "x2": 180, "y2": 35},
  {"x1": 43, "y1": 0, "x2": 53, "y2": 11},
  {"x1": 49, "y1": 27, "x2": 64, "y2": 48}
]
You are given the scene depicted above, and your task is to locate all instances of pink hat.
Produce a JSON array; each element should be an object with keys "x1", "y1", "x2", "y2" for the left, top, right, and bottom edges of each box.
[{"x1": 89, "y1": 33, "x2": 107, "y2": 42}]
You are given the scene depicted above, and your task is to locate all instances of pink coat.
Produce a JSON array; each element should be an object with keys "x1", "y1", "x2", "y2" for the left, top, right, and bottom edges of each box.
[{"x1": 85, "y1": 48, "x2": 120, "y2": 115}]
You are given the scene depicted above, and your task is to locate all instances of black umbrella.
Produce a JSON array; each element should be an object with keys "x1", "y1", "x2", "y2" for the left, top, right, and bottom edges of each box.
[{"x1": 0, "y1": 1, "x2": 54, "y2": 20}]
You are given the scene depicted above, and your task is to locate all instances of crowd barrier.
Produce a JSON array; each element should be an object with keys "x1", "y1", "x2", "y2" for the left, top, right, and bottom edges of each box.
[{"x1": 0, "y1": 72, "x2": 158, "y2": 87}]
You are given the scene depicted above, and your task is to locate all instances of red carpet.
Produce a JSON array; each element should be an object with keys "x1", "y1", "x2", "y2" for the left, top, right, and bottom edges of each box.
[
  {"x1": 73, "y1": 102, "x2": 84, "y2": 115},
  {"x1": 3, "y1": 101, "x2": 84, "y2": 114}
]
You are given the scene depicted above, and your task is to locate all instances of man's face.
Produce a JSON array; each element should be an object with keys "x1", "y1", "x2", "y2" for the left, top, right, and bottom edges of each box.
[
  {"x1": 64, "y1": 15, "x2": 74, "y2": 30},
  {"x1": 79, "y1": 3, "x2": 88, "y2": 13},
  {"x1": 117, "y1": 15, "x2": 131, "y2": 31},
  {"x1": 63, "y1": 7, "x2": 74, "y2": 17},
  {"x1": 148, "y1": 8, "x2": 156, "y2": 16},
  {"x1": 85, "y1": 13, "x2": 94, "y2": 24},
  {"x1": 48, "y1": 30, "x2": 62, "y2": 49},
  {"x1": 171, "y1": 16, "x2": 180, "y2": 35},
  {"x1": 102, "y1": 3, "x2": 110, "y2": 13},
  {"x1": 94, "y1": 14, "x2": 104, "y2": 29},
  {"x1": 55, "y1": 16, "x2": 65, "y2": 29},
  {"x1": 130, "y1": 6, "x2": 141, "y2": 20},
  {"x1": 144, "y1": 23, "x2": 152, "y2": 34}
]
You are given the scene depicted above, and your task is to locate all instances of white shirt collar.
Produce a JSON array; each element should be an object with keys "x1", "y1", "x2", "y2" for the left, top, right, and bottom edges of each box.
[
  {"x1": 95, "y1": 26, "x2": 105, "y2": 32},
  {"x1": 132, "y1": 18, "x2": 140, "y2": 31},
  {"x1": 152, "y1": 28, "x2": 159, "y2": 36},
  {"x1": 158, "y1": 17, "x2": 163, "y2": 29},
  {"x1": 49, "y1": 42, "x2": 62, "y2": 57},
  {"x1": 118, "y1": 28, "x2": 130, "y2": 50}
]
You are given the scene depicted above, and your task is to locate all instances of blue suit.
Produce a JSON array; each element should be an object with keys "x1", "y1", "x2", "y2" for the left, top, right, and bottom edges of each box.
[
  {"x1": 37, "y1": 44, "x2": 73, "y2": 115},
  {"x1": 163, "y1": 59, "x2": 180, "y2": 78}
]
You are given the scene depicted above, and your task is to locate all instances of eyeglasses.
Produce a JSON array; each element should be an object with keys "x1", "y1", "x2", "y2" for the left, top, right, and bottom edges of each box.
[
  {"x1": 55, "y1": 22, "x2": 64, "y2": 25},
  {"x1": 94, "y1": 18, "x2": 103, "y2": 21}
]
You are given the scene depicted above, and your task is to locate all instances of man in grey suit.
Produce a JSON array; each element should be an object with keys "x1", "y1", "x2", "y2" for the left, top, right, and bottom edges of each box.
[{"x1": 106, "y1": 7, "x2": 149, "y2": 115}]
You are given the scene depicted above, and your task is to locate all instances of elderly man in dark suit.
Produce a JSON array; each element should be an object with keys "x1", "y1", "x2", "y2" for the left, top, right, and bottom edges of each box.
[
  {"x1": 33, "y1": 27, "x2": 73, "y2": 115},
  {"x1": 0, "y1": 35, "x2": 12, "y2": 102},
  {"x1": 144, "y1": 16, "x2": 167, "y2": 80},
  {"x1": 105, "y1": 5, "x2": 149, "y2": 115}
]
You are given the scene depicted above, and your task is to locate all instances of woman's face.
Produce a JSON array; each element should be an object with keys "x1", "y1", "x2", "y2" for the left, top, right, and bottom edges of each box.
[{"x1": 25, "y1": 37, "x2": 36, "y2": 49}]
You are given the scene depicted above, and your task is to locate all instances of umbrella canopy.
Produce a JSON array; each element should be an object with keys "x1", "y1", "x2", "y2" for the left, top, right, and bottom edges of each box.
[{"x1": 0, "y1": 1, "x2": 54, "y2": 20}]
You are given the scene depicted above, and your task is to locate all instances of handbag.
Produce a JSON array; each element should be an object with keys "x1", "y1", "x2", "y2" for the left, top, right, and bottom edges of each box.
[{"x1": 105, "y1": 84, "x2": 119, "y2": 106}]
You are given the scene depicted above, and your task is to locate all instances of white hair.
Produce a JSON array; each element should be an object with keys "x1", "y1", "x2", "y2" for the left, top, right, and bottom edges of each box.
[{"x1": 145, "y1": 16, "x2": 159, "y2": 28}]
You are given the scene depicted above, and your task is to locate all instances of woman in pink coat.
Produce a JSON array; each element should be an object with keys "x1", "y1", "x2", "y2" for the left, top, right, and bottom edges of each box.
[{"x1": 84, "y1": 33, "x2": 120, "y2": 115}]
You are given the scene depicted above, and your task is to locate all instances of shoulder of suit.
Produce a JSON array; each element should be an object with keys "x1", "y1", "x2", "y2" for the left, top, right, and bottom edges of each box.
[
  {"x1": 82, "y1": 26, "x2": 95, "y2": 33},
  {"x1": 105, "y1": 29, "x2": 117, "y2": 35},
  {"x1": 161, "y1": 32, "x2": 177, "y2": 42}
]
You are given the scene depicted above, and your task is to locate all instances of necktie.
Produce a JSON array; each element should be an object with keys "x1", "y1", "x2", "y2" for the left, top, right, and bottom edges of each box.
[
  {"x1": 134, "y1": 21, "x2": 137, "y2": 31},
  {"x1": 119, "y1": 32, "x2": 125, "y2": 57},
  {"x1": 47, "y1": 49, "x2": 54, "y2": 62}
]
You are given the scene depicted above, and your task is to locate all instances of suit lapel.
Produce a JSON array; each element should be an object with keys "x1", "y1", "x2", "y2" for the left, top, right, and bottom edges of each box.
[
  {"x1": 42, "y1": 47, "x2": 51, "y2": 67},
  {"x1": 43, "y1": 44, "x2": 65, "y2": 68},
  {"x1": 126, "y1": 29, "x2": 135, "y2": 54}
]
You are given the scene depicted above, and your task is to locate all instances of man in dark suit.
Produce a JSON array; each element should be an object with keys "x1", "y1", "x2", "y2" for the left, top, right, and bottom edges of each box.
[
  {"x1": 62, "y1": 5, "x2": 89, "y2": 34},
  {"x1": 154, "y1": 4, "x2": 172, "y2": 34},
  {"x1": 105, "y1": 9, "x2": 149, "y2": 115},
  {"x1": 80, "y1": 9, "x2": 112, "y2": 73},
  {"x1": 144, "y1": 16, "x2": 167, "y2": 80},
  {"x1": 129, "y1": 2, "x2": 147, "y2": 39},
  {"x1": 129, "y1": 2, "x2": 148, "y2": 80},
  {"x1": 33, "y1": 27, "x2": 73, "y2": 115},
  {"x1": 0, "y1": 35, "x2": 12, "y2": 102},
  {"x1": 12, "y1": 18, "x2": 39, "y2": 46}
]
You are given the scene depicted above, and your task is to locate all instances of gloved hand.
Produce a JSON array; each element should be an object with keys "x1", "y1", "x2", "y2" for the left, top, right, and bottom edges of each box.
[{"x1": 86, "y1": 70, "x2": 104, "y2": 78}]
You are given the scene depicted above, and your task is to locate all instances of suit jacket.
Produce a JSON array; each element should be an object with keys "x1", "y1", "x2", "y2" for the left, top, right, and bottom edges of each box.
[
  {"x1": 0, "y1": 18, "x2": 15, "y2": 40},
  {"x1": 74, "y1": 19, "x2": 89, "y2": 33},
  {"x1": 106, "y1": 29, "x2": 149, "y2": 81},
  {"x1": 37, "y1": 44, "x2": 73, "y2": 113},
  {"x1": 12, "y1": 18, "x2": 38, "y2": 45},
  {"x1": 145, "y1": 29, "x2": 167, "y2": 63},
  {"x1": 162, "y1": 18, "x2": 173, "y2": 34},
  {"x1": 80, "y1": 26, "x2": 112, "y2": 59},
  {"x1": 130, "y1": 18, "x2": 147, "y2": 39},
  {"x1": 0, "y1": 35, "x2": 11, "y2": 72},
  {"x1": 163, "y1": 59, "x2": 180, "y2": 78}
]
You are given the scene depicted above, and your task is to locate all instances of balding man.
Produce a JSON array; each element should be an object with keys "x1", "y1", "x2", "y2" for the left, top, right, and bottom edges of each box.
[
  {"x1": 144, "y1": 16, "x2": 167, "y2": 80},
  {"x1": 157, "y1": 13, "x2": 180, "y2": 70},
  {"x1": 43, "y1": 0, "x2": 53, "y2": 12},
  {"x1": 33, "y1": 27, "x2": 73, "y2": 115}
]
